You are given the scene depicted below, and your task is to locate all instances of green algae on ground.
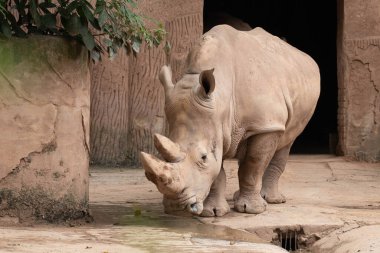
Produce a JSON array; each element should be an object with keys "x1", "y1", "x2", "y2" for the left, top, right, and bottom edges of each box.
[{"x1": 106, "y1": 204, "x2": 265, "y2": 244}]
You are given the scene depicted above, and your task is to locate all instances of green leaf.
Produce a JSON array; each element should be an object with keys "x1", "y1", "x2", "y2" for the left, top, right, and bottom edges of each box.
[
  {"x1": 57, "y1": 7, "x2": 70, "y2": 18},
  {"x1": 76, "y1": 6, "x2": 88, "y2": 25},
  {"x1": 30, "y1": 0, "x2": 41, "y2": 27},
  {"x1": 80, "y1": 4, "x2": 100, "y2": 30},
  {"x1": 83, "y1": 0, "x2": 94, "y2": 11},
  {"x1": 90, "y1": 18, "x2": 100, "y2": 30},
  {"x1": 66, "y1": 0, "x2": 80, "y2": 14},
  {"x1": 0, "y1": 20, "x2": 12, "y2": 38},
  {"x1": 57, "y1": 0, "x2": 68, "y2": 7},
  {"x1": 15, "y1": 0, "x2": 26, "y2": 12},
  {"x1": 39, "y1": 2, "x2": 56, "y2": 9},
  {"x1": 81, "y1": 5, "x2": 95, "y2": 23},
  {"x1": 41, "y1": 14, "x2": 56, "y2": 28},
  {"x1": 94, "y1": 0, "x2": 105, "y2": 15},
  {"x1": 98, "y1": 9, "x2": 108, "y2": 27},
  {"x1": 125, "y1": 0, "x2": 137, "y2": 8},
  {"x1": 5, "y1": 12, "x2": 26, "y2": 37},
  {"x1": 39, "y1": 6, "x2": 53, "y2": 15},
  {"x1": 14, "y1": 29, "x2": 27, "y2": 37},
  {"x1": 103, "y1": 38, "x2": 112, "y2": 47},
  {"x1": 0, "y1": 5, "x2": 6, "y2": 19},
  {"x1": 79, "y1": 25, "x2": 95, "y2": 50},
  {"x1": 62, "y1": 14, "x2": 81, "y2": 35}
]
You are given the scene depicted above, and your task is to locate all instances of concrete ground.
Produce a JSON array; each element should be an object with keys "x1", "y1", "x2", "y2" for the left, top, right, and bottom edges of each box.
[{"x1": 1, "y1": 155, "x2": 379, "y2": 252}]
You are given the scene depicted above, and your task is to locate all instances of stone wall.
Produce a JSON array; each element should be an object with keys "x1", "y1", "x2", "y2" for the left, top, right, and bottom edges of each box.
[
  {"x1": 0, "y1": 36, "x2": 90, "y2": 223},
  {"x1": 337, "y1": 0, "x2": 380, "y2": 161},
  {"x1": 90, "y1": 0, "x2": 203, "y2": 166}
]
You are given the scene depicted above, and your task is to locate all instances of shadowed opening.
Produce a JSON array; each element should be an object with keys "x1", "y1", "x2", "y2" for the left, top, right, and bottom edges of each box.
[{"x1": 204, "y1": 0, "x2": 338, "y2": 154}]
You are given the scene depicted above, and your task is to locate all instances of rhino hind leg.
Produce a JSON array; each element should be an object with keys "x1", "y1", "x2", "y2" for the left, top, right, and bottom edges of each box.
[
  {"x1": 201, "y1": 166, "x2": 230, "y2": 217},
  {"x1": 260, "y1": 142, "x2": 292, "y2": 204},
  {"x1": 234, "y1": 132, "x2": 282, "y2": 214}
]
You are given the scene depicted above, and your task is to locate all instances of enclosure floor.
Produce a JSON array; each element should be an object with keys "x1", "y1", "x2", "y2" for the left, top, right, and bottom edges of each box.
[{"x1": 1, "y1": 155, "x2": 379, "y2": 252}]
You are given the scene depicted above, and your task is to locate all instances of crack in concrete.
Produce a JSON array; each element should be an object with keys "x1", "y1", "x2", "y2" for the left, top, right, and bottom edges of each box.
[
  {"x1": 81, "y1": 109, "x2": 90, "y2": 157},
  {"x1": 0, "y1": 69, "x2": 34, "y2": 104},
  {"x1": 325, "y1": 162, "x2": 337, "y2": 182},
  {"x1": 365, "y1": 61, "x2": 379, "y2": 133},
  {"x1": 0, "y1": 107, "x2": 58, "y2": 184},
  {"x1": 336, "y1": 223, "x2": 361, "y2": 241},
  {"x1": 0, "y1": 69, "x2": 69, "y2": 108},
  {"x1": 0, "y1": 154, "x2": 33, "y2": 185},
  {"x1": 348, "y1": 58, "x2": 379, "y2": 158},
  {"x1": 45, "y1": 58, "x2": 74, "y2": 92},
  {"x1": 0, "y1": 137, "x2": 58, "y2": 185}
]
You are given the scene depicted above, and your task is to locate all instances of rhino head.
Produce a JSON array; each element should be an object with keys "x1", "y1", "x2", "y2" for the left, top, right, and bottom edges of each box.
[{"x1": 140, "y1": 65, "x2": 224, "y2": 215}]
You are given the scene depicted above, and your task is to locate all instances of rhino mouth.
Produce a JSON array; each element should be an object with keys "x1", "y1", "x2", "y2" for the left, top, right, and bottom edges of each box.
[
  {"x1": 177, "y1": 188, "x2": 205, "y2": 215},
  {"x1": 186, "y1": 201, "x2": 203, "y2": 215},
  {"x1": 180, "y1": 194, "x2": 202, "y2": 215},
  {"x1": 163, "y1": 194, "x2": 204, "y2": 215}
]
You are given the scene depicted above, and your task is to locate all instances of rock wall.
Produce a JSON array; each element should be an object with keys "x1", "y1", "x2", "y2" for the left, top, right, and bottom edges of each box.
[
  {"x1": 90, "y1": 0, "x2": 203, "y2": 166},
  {"x1": 337, "y1": 0, "x2": 380, "y2": 161},
  {"x1": 0, "y1": 36, "x2": 90, "y2": 223}
]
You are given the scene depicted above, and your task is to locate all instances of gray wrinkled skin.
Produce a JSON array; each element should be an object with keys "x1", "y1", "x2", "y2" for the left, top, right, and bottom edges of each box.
[{"x1": 140, "y1": 25, "x2": 320, "y2": 217}]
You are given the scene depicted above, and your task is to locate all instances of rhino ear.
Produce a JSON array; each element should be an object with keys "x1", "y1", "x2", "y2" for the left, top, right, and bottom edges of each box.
[
  {"x1": 159, "y1": 65, "x2": 174, "y2": 91},
  {"x1": 199, "y1": 68, "x2": 216, "y2": 97}
]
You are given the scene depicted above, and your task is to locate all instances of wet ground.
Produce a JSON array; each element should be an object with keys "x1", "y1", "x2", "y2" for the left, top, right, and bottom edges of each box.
[{"x1": 1, "y1": 155, "x2": 380, "y2": 252}]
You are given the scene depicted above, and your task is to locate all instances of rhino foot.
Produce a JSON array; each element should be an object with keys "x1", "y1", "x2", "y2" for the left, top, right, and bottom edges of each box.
[
  {"x1": 233, "y1": 191, "x2": 267, "y2": 214},
  {"x1": 201, "y1": 197, "x2": 230, "y2": 217},
  {"x1": 260, "y1": 188, "x2": 286, "y2": 204}
]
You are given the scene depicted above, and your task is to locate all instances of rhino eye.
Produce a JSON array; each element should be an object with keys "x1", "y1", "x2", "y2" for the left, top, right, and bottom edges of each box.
[{"x1": 201, "y1": 154, "x2": 207, "y2": 162}]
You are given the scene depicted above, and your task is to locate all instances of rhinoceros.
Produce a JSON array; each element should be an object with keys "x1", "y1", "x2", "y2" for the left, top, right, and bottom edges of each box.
[{"x1": 140, "y1": 25, "x2": 320, "y2": 217}]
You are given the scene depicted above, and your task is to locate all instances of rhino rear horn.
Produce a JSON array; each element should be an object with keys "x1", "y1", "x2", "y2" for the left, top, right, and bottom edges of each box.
[
  {"x1": 159, "y1": 65, "x2": 174, "y2": 91},
  {"x1": 154, "y1": 134, "x2": 186, "y2": 163}
]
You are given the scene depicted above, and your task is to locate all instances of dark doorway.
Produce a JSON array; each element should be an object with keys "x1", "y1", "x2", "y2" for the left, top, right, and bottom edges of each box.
[{"x1": 204, "y1": 0, "x2": 338, "y2": 154}]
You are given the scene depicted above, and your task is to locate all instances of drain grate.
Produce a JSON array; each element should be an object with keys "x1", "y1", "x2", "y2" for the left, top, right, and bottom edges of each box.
[{"x1": 276, "y1": 229, "x2": 299, "y2": 251}]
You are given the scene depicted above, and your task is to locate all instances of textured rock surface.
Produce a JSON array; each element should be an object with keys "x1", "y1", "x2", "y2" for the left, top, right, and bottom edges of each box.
[
  {"x1": 0, "y1": 36, "x2": 90, "y2": 222},
  {"x1": 337, "y1": 0, "x2": 380, "y2": 161},
  {"x1": 90, "y1": 0, "x2": 203, "y2": 166},
  {"x1": 312, "y1": 225, "x2": 380, "y2": 253}
]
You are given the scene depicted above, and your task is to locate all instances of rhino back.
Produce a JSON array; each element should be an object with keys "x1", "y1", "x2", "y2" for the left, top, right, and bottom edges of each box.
[{"x1": 186, "y1": 25, "x2": 320, "y2": 150}]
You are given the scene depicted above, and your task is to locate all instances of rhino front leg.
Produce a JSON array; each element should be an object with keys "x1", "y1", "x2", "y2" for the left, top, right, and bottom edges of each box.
[
  {"x1": 201, "y1": 166, "x2": 230, "y2": 217},
  {"x1": 261, "y1": 142, "x2": 292, "y2": 204},
  {"x1": 234, "y1": 132, "x2": 281, "y2": 214}
]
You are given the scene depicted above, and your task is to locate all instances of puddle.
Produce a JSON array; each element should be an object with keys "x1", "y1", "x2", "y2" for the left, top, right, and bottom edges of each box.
[{"x1": 90, "y1": 203, "x2": 265, "y2": 244}]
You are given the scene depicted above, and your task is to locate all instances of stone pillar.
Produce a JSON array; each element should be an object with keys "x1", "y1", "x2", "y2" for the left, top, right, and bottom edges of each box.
[
  {"x1": 0, "y1": 36, "x2": 90, "y2": 223},
  {"x1": 337, "y1": 0, "x2": 380, "y2": 161}
]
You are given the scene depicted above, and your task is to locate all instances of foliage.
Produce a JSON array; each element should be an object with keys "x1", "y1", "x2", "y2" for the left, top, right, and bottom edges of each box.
[{"x1": 0, "y1": 0, "x2": 168, "y2": 60}]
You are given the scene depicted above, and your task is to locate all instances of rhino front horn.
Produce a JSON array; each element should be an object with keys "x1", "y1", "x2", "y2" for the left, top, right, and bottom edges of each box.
[
  {"x1": 140, "y1": 151, "x2": 184, "y2": 195},
  {"x1": 140, "y1": 152, "x2": 164, "y2": 175},
  {"x1": 154, "y1": 134, "x2": 186, "y2": 163},
  {"x1": 140, "y1": 152, "x2": 172, "y2": 185}
]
